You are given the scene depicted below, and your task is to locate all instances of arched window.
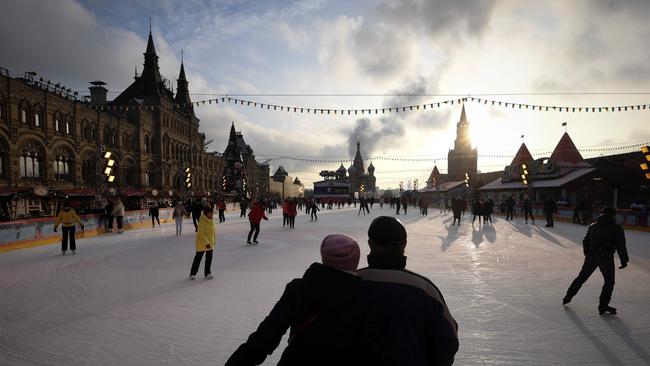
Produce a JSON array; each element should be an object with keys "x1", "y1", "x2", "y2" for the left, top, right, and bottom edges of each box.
[
  {"x1": 81, "y1": 151, "x2": 96, "y2": 185},
  {"x1": 145, "y1": 164, "x2": 156, "y2": 187},
  {"x1": 0, "y1": 137, "x2": 7, "y2": 178},
  {"x1": 65, "y1": 116, "x2": 72, "y2": 135},
  {"x1": 19, "y1": 141, "x2": 43, "y2": 179},
  {"x1": 150, "y1": 136, "x2": 157, "y2": 154},
  {"x1": 54, "y1": 111, "x2": 62, "y2": 132},
  {"x1": 144, "y1": 135, "x2": 150, "y2": 154},
  {"x1": 163, "y1": 134, "x2": 170, "y2": 159},
  {"x1": 33, "y1": 105, "x2": 43, "y2": 128},
  {"x1": 123, "y1": 133, "x2": 129, "y2": 149},
  {"x1": 19, "y1": 100, "x2": 31, "y2": 124},
  {"x1": 121, "y1": 158, "x2": 137, "y2": 186},
  {"x1": 91, "y1": 125, "x2": 97, "y2": 141},
  {"x1": 53, "y1": 147, "x2": 73, "y2": 181},
  {"x1": 111, "y1": 130, "x2": 116, "y2": 146}
]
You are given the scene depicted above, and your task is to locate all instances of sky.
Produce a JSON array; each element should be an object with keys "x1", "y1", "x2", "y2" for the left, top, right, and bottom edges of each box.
[{"x1": 2, "y1": 0, "x2": 650, "y2": 189}]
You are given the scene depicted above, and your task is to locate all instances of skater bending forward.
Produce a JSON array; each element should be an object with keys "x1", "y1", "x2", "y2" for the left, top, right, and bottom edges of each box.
[
  {"x1": 563, "y1": 206, "x2": 628, "y2": 315},
  {"x1": 189, "y1": 207, "x2": 216, "y2": 280}
]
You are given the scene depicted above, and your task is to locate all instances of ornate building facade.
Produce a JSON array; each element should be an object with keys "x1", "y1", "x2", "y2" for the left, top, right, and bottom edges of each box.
[{"x1": 0, "y1": 30, "x2": 268, "y2": 217}]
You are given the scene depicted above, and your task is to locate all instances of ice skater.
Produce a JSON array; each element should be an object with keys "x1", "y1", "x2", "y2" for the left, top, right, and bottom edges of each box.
[
  {"x1": 53, "y1": 201, "x2": 85, "y2": 255},
  {"x1": 451, "y1": 197, "x2": 462, "y2": 225},
  {"x1": 471, "y1": 199, "x2": 483, "y2": 225},
  {"x1": 226, "y1": 234, "x2": 362, "y2": 365},
  {"x1": 523, "y1": 197, "x2": 534, "y2": 224},
  {"x1": 112, "y1": 199, "x2": 125, "y2": 233},
  {"x1": 310, "y1": 201, "x2": 320, "y2": 221},
  {"x1": 247, "y1": 200, "x2": 268, "y2": 245},
  {"x1": 173, "y1": 201, "x2": 187, "y2": 235},
  {"x1": 543, "y1": 196, "x2": 557, "y2": 227},
  {"x1": 563, "y1": 207, "x2": 628, "y2": 315},
  {"x1": 288, "y1": 198, "x2": 297, "y2": 229},
  {"x1": 189, "y1": 207, "x2": 216, "y2": 280},
  {"x1": 149, "y1": 202, "x2": 160, "y2": 227}
]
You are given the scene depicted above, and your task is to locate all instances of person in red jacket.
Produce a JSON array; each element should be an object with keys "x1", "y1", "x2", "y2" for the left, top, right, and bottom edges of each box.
[
  {"x1": 247, "y1": 200, "x2": 268, "y2": 245},
  {"x1": 282, "y1": 199, "x2": 289, "y2": 227},
  {"x1": 288, "y1": 198, "x2": 298, "y2": 229}
]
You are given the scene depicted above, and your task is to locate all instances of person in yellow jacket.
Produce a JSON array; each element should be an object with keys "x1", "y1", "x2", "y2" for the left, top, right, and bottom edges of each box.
[
  {"x1": 53, "y1": 201, "x2": 85, "y2": 255},
  {"x1": 189, "y1": 207, "x2": 216, "y2": 280}
]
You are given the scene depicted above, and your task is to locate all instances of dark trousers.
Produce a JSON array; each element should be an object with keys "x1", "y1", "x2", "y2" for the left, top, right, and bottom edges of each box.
[
  {"x1": 151, "y1": 215, "x2": 160, "y2": 226},
  {"x1": 61, "y1": 226, "x2": 76, "y2": 251},
  {"x1": 116, "y1": 216, "x2": 123, "y2": 230},
  {"x1": 283, "y1": 213, "x2": 288, "y2": 226},
  {"x1": 423, "y1": 207, "x2": 428, "y2": 216},
  {"x1": 106, "y1": 215, "x2": 114, "y2": 231},
  {"x1": 484, "y1": 214, "x2": 492, "y2": 224},
  {"x1": 190, "y1": 250, "x2": 213, "y2": 276},
  {"x1": 218, "y1": 209, "x2": 225, "y2": 223},
  {"x1": 311, "y1": 211, "x2": 318, "y2": 221},
  {"x1": 289, "y1": 215, "x2": 295, "y2": 228},
  {"x1": 192, "y1": 215, "x2": 199, "y2": 232},
  {"x1": 545, "y1": 214, "x2": 554, "y2": 227},
  {"x1": 506, "y1": 207, "x2": 514, "y2": 220},
  {"x1": 472, "y1": 214, "x2": 482, "y2": 224},
  {"x1": 247, "y1": 222, "x2": 260, "y2": 242},
  {"x1": 566, "y1": 254, "x2": 615, "y2": 306},
  {"x1": 524, "y1": 210, "x2": 534, "y2": 223},
  {"x1": 453, "y1": 212, "x2": 461, "y2": 225},
  {"x1": 240, "y1": 209, "x2": 246, "y2": 218}
]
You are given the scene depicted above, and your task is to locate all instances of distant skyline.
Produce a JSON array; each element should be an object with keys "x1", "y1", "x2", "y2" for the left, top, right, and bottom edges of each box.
[{"x1": 2, "y1": 0, "x2": 649, "y2": 188}]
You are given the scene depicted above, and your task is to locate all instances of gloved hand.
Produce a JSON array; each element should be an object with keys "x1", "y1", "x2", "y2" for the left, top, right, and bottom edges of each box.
[
  {"x1": 264, "y1": 217, "x2": 268, "y2": 221},
  {"x1": 619, "y1": 262, "x2": 628, "y2": 269},
  {"x1": 53, "y1": 227, "x2": 58, "y2": 232},
  {"x1": 206, "y1": 244, "x2": 211, "y2": 249}
]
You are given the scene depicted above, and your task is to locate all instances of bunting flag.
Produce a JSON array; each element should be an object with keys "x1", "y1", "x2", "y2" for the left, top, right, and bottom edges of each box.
[
  {"x1": 86, "y1": 95, "x2": 650, "y2": 115},
  {"x1": 254, "y1": 141, "x2": 650, "y2": 164}
]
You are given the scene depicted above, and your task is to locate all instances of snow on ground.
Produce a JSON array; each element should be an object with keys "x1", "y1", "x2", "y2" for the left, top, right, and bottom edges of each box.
[{"x1": 1, "y1": 206, "x2": 649, "y2": 365}]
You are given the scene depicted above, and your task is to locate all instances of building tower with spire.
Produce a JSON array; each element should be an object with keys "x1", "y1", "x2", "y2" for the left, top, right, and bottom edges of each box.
[
  {"x1": 447, "y1": 105, "x2": 478, "y2": 182},
  {"x1": 347, "y1": 140, "x2": 376, "y2": 194}
]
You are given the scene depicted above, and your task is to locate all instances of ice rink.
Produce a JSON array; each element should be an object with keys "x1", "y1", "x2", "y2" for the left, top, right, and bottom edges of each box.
[{"x1": 1, "y1": 206, "x2": 649, "y2": 365}]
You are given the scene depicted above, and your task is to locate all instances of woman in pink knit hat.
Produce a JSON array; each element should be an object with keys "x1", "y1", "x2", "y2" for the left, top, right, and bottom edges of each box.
[{"x1": 227, "y1": 233, "x2": 363, "y2": 366}]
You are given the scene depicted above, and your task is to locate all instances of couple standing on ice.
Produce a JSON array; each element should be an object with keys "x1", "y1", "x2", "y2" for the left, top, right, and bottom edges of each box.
[{"x1": 226, "y1": 216, "x2": 460, "y2": 366}]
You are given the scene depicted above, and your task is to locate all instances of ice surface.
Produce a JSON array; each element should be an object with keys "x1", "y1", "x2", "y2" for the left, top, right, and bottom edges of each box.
[{"x1": 1, "y1": 207, "x2": 649, "y2": 365}]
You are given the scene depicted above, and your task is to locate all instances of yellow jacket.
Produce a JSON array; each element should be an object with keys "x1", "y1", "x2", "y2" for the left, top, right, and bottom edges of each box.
[
  {"x1": 54, "y1": 208, "x2": 82, "y2": 229},
  {"x1": 195, "y1": 213, "x2": 215, "y2": 252}
]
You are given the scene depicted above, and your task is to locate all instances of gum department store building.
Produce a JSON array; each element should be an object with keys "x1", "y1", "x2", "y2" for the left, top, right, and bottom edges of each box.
[{"x1": 0, "y1": 30, "x2": 269, "y2": 218}]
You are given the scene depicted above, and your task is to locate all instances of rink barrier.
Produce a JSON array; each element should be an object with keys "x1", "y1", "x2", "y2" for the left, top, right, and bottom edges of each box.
[
  {"x1": 0, "y1": 208, "x2": 178, "y2": 253},
  {"x1": 493, "y1": 207, "x2": 650, "y2": 231}
]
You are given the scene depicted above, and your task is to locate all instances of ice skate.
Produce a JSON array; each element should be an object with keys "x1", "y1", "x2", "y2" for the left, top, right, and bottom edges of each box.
[
  {"x1": 189, "y1": 275, "x2": 196, "y2": 280},
  {"x1": 205, "y1": 274, "x2": 214, "y2": 280},
  {"x1": 61, "y1": 251, "x2": 66, "y2": 256},
  {"x1": 71, "y1": 250, "x2": 76, "y2": 255},
  {"x1": 252, "y1": 240, "x2": 259, "y2": 245},
  {"x1": 598, "y1": 305, "x2": 617, "y2": 315},
  {"x1": 246, "y1": 241, "x2": 252, "y2": 245},
  {"x1": 562, "y1": 296, "x2": 572, "y2": 305}
]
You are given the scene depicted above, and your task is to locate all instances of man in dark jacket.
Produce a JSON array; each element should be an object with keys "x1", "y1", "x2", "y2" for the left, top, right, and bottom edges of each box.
[
  {"x1": 357, "y1": 216, "x2": 459, "y2": 365},
  {"x1": 563, "y1": 207, "x2": 629, "y2": 315},
  {"x1": 191, "y1": 199, "x2": 202, "y2": 232},
  {"x1": 543, "y1": 196, "x2": 557, "y2": 227},
  {"x1": 522, "y1": 197, "x2": 534, "y2": 224},
  {"x1": 505, "y1": 196, "x2": 516, "y2": 221}
]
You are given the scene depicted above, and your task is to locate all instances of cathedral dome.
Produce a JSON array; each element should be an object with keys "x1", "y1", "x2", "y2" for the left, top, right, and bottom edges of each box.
[
  {"x1": 348, "y1": 165, "x2": 357, "y2": 175},
  {"x1": 368, "y1": 162, "x2": 375, "y2": 173},
  {"x1": 337, "y1": 164, "x2": 347, "y2": 174}
]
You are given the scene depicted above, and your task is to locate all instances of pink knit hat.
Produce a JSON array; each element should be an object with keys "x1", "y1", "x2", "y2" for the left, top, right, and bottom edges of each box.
[{"x1": 320, "y1": 234, "x2": 360, "y2": 271}]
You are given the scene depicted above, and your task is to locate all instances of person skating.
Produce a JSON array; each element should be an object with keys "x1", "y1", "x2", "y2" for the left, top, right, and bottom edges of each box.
[
  {"x1": 240, "y1": 199, "x2": 248, "y2": 218},
  {"x1": 226, "y1": 234, "x2": 363, "y2": 365},
  {"x1": 543, "y1": 196, "x2": 557, "y2": 227},
  {"x1": 505, "y1": 196, "x2": 516, "y2": 221},
  {"x1": 282, "y1": 199, "x2": 289, "y2": 227},
  {"x1": 247, "y1": 200, "x2": 268, "y2": 245},
  {"x1": 483, "y1": 198, "x2": 494, "y2": 225},
  {"x1": 105, "y1": 200, "x2": 114, "y2": 232},
  {"x1": 173, "y1": 201, "x2": 187, "y2": 235},
  {"x1": 452, "y1": 197, "x2": 462, "y2": 225},
  {"x1": 401, "y1": 197, "x2": 408, "y2": 215},
  {"x1": 395, "y1": 197, "x2": 401, "y2": 215},
  {"x1": 471, "y1": 199, "x2": 483, "y2": 225},
  {"x1": 356, "y1": 216, "x2": 459, "y2": 365},
  {"x1": 189, "y1": 207, "x2": 216, "y2": 280},
  {"x1": 112, "y1": 199, "x2": 125, "y2": 233},
  {"x1": 288, "y1": 198, "x2": 298, "y2": 229},
  {"x1": 563, "y1": 207, "x2": 628, "y2": 315},
  {"x1": 191, "y1": 199, "x2": 202, "y2": 232},
  {"x1": 217, "y1": 198, "x2": 226, "y2": 223},
  {"x1": 523, "y1": 197, "x2": 534, "y2": 224},
  {"x1": 53, "y1": 201, "x2": 85, "y2": 255},
  {"x1": 149, "y1": 202, "x2": 160, "y2": 227},
  {"x1": 310, "y1": 201, "x2": 320, "y2": 221}
]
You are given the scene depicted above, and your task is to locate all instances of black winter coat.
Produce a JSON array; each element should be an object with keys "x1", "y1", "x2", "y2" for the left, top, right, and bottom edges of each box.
[
  {"x1": 583, "y1": 214, "x2": 629, "y2": 263},
  {"x1": 543, "y1": 199, "x2": 557, "y2": 215},
  {"x1": 226, "y1": 263, "x2": 363, "y2": 366},
  {"x1": 356, "y1": 254, "x2": 459, "y2": 366}
]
